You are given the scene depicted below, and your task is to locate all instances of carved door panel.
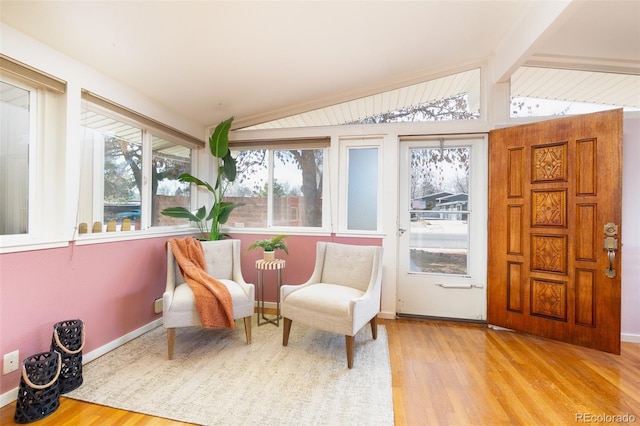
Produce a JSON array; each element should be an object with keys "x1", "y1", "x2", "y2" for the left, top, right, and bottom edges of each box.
[{"x1": 487, "y1": 109, "x2": 622, "y2": 354}]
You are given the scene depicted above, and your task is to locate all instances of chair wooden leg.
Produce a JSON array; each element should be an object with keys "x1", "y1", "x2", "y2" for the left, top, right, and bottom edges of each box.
[
  {"x1": 283, "y1": 317, "x2": 292, "y2": 346},
  {"x1": 370, "y1": 316, "x2": 378, "y2": 340},
  {"x1": 345, "y1": 335, "x2": 355, "y2": 369},
  {"x1": 243, "y1": 316, "x2": 252, "y2": 345},
  {"x1": 167, "y1": 328, "x2": 175, "y2": 360}
]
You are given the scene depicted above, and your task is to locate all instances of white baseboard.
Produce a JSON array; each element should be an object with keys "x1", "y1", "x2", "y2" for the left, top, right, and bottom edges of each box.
[
  {"x1": 622, "y1": 332, "x2": 640, "y2": 344},
  {"x1": 0, "y1": 318, "x2": 163, "y2": 408},
  {"x1": 378, "y1": 311, "x2": 396, "y2": 320},
  {"x1": 82, "y1": 318, "x2": 163, "y2": 364},
  {"x1": 0, "y1": 388, "x2": 18, "y2": 409}
]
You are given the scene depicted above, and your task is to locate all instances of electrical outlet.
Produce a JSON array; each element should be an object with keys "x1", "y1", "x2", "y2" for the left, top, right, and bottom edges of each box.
[
  {"x1": 154, "y1": 297, "x2": 163, "y2": 314},
  {"x1": 3, "y1": 350, "x2": 19, "y2": 374}
]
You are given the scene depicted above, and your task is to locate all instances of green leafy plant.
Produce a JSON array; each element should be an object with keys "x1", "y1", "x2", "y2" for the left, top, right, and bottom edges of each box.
[
  {"x1": 161, "y1": 117, "x2": 243, "y2": 240},
  {"x1": 247, "y1": 235, "x2": 289, "y2": 254}
]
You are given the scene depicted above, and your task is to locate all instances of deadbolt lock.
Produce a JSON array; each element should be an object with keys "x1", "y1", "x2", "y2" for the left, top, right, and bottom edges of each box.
[{"x1": 604, "y1": 222, "x2": 618, "y2": 236}]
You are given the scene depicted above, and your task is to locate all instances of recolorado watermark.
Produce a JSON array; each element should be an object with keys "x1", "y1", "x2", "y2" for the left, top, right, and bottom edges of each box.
[{"x1": 576, "y1": 413, "x2": 637, "y2": 423}]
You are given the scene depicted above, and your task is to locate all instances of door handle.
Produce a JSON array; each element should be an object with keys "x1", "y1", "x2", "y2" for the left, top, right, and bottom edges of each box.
[
  {"x1": 398, "y1": 227, "x2": 407, "y2": 236},
  {"x1": 603, "y1": 236, "x2": 618, "y2": 278},
  {"x1": 436, "y1": 283, "x2": 483, "y2": 289}
]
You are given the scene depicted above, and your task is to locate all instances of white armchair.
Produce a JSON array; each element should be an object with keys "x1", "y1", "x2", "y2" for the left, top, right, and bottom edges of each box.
[
  {"x1": 281, "y1": 242, "x2": 383, "y2": 368},
  {"x1": 163, "y1": 239, "x2": 254, "y2": 359}
]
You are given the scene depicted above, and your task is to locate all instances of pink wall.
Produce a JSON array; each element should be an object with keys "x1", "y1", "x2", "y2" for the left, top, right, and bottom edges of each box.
[
  {"x1": 0, "y1": 234, "x2": 380, "y2": 394},
  {"x1": 0, "y1": 238, "x2": 168, "y2": 394},
  {"x1": 234, "y1": 234, "x2": 383, "y2": 301}
]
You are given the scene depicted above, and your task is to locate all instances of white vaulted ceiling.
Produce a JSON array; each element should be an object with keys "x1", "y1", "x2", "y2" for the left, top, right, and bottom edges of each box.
[{"x1": 1, "y1": 1, "x2": 638, "y2": 130}]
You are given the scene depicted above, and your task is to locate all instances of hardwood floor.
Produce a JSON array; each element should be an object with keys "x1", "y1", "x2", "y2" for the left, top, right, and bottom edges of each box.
[{"x1": 2, "y1": 318, "x2": 639, "y2": 425}]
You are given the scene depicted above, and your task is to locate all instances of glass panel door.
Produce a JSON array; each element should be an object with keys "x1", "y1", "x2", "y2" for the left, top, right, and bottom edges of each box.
[{"x1": 398, "y1": 136, "x2": 487, "y2": 320}]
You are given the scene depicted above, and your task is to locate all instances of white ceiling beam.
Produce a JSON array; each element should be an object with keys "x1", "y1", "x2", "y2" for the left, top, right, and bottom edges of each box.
[{"x1": 491, "y1": 0, "x2": 578, "y2": 83}]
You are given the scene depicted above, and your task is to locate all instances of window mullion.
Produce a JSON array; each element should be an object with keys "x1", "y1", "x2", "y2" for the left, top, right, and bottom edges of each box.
[
  {"x1": 91, "y1": 133, "x2": 105, "y2": 227},
  {"x1": 25, "y1": 87, "x2": 37, "y2": 235},
  {"x1": 267, "y1": 150, "x2": 274, "y2": 227},
  {"x1": 140, "y1": 130, "x2": 152, "y2": 231}
]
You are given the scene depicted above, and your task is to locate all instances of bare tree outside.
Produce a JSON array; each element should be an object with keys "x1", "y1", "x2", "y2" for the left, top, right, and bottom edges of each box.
[
  {"x1": 225, "y1": 149, "x2": 323, "y2": 228},
  {"x1": 102, "y1": 135, "x2": 190, "y2": 225},
  {"x1": 347, "y1": 93, "x2": 479, "y2": 124}
]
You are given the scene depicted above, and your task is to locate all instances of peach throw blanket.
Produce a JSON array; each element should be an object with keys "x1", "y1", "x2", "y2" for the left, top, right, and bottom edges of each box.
[{"x1": 168, "y1": 237, "x2": 235, "y2": 329}]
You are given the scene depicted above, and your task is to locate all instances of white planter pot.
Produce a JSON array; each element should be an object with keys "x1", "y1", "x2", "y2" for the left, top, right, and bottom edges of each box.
[{"x1": 263, "y1": 251, "x2": 275, "y2": 261}]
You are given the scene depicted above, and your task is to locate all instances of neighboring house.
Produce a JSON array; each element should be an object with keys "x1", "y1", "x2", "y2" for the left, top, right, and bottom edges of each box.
[
  {"x1": 411, "y1": 192, "x2": 453, "y2": 210},
  {"x1": 434, "y1": 193, "x2": 468, "y2": 221},
  {"x1": 412, "y1": 193, "x2": 468, "y2": 220}
]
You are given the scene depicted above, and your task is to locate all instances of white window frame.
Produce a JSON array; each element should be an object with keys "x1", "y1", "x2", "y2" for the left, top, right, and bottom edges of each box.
[
  {"x1": 226, "y1": 146, "x2": 330, "y2": 234},
  {"x1": 0, "y1": 76, "x2": 68, "y2": 252},
  {"x1": 76, "y1": 97, "x2": 198, "y2": 243},
  {"x1": 0, "y1": 77, "x2": 36, "y2": 237}
]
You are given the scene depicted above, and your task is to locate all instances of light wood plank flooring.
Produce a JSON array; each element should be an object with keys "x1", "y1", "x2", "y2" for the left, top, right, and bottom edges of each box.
[{"x1": 2, "y1": 318, "x2": 639, "y2": 425}]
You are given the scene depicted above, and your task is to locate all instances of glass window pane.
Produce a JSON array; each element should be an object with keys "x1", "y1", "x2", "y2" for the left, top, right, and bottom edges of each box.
[
  {"x1": 81, "y1": 108, "x2": 143, "y2": 230},
  {"x1": 273, "y1": 149, "x2": 323, "y2": 227},
  {"x1": 102, "y1": 128, "x2": 143, "y2": 228},
  {"x1": 0, "y1": 81, "x2": 30, "y2": 235},
  {"x1": 243, "y1": 68, "x2": 481, "y2": 129},
  {"x1": 226, "y1": 149, "x2": 268, "y2": 228},
  {"x1": 347, "y1": 148, "x2": 378, "y2": 231},
  {"x1": 226, "y1": 148, "x2": 323, "y2": 228},
  {"x1": 151, "y1": 135, "x2": 191, "y2": 227},
  {"x1": 409, "y1": 147, "x2": 470, "y2": 275}
]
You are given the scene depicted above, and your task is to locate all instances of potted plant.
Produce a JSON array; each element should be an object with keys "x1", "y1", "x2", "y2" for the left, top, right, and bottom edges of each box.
[
  {"x1": 247, "y1": 235, "x2": 289, "y2": 261},
  {"x1": 161, "y1": 117, "x2": 243, "y2": 240}
]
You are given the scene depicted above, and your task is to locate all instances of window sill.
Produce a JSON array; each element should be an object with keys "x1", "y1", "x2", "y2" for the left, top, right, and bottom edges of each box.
[
  {"x1": 227, "y1": 228, "x2": 332, "y2": 237},
  {"x1": 0, "y1": 238, "x2": 70, "y2": 254},
  {"x1": 228, "y1": 228, "x2": 387, "y2": 239},
  {"x1": 334, "y1": 231, "x2": 387, "y2": 239},
  {"x1": 73, "y1": 226, "x2": 198, "y2": 246}
]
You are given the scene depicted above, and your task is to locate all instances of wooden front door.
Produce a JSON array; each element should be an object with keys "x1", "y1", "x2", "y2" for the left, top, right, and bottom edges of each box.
[{"x1": 487, "y1": 109, "x2": 622, "y2": 354}]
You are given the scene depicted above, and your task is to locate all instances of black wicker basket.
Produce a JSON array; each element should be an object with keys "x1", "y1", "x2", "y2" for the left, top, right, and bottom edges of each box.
[
  {"x1": 50, "y1": 319, "x2": 84, "y2": 394},
  {"x1": 13, "y1": 351, "x2": 61, "y2": 424}
]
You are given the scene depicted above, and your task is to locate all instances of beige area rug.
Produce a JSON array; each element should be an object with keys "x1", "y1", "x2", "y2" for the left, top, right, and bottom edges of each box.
[{"x1": 66, "y1": 319, "x2": 394, "y2": 425}]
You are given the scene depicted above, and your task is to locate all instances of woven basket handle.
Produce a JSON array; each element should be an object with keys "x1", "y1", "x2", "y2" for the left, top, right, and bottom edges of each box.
[
  {"x1": 21, "y1": 352, "x2": 62, "y2": 390},
  {"x1": 54, "y1": 325, "x2": 85, "y2": 354}
]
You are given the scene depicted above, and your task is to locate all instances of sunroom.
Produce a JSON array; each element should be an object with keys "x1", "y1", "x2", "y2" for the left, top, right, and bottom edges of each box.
[{"x1": 1, "y1": 1, "x2": 639, "y2": 412}]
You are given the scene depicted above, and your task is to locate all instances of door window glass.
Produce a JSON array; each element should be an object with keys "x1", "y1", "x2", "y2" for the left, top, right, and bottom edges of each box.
[{"x1": 409, "y1": 147, "x2": 470, "y2": 275}]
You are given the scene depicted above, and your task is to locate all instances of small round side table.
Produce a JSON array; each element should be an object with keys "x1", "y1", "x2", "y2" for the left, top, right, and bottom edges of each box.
[{"x1": 255, "y1": 259, "x2": 286, "y2": 326}]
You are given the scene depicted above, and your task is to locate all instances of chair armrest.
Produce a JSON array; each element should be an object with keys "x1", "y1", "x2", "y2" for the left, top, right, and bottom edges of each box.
[
  {"x1": 281, "y1": 283, "x2": 302, "y2": 299},
  {"x1": 232, "y1": 273, "x2": 255, "y2": 301},
  {"x1": 350, "y1": 246, "x2": 384, "y2": 320},
  {"x1": 230, "y1": 240, "x2": 255, "y2": 298},
  {"x1": 164, "y1": 242, "x2": 178, "y2": 311},
  {"x1": 281, "y1": 241, "x2": 328, "y2": 300}
]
